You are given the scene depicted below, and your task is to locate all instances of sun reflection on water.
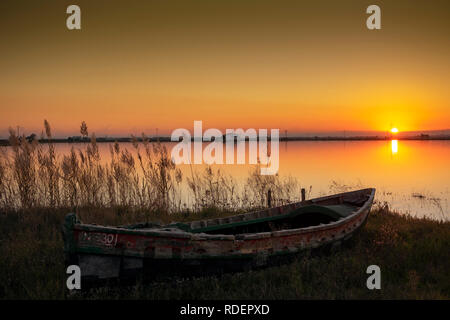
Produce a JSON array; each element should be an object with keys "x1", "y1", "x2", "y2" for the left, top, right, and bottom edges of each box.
[{"x1": 391, "y1": 139, "x2": 398, "y2": 154}]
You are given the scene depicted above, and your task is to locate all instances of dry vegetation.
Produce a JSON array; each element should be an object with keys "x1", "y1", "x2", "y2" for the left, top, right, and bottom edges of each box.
[{"x1": 0, "y1": 121, "x2": 300, "y2": 214}]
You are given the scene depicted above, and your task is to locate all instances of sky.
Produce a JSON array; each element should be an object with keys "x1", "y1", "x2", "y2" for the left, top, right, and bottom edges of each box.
[{"x1": 0, "y1": 0, "x2": 449, "y2": 137}]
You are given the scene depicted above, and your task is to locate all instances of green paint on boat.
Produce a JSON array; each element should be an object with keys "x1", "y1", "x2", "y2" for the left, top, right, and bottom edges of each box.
[{"x1": 166, "y1": 204, "x2": 357, "y2": 234}]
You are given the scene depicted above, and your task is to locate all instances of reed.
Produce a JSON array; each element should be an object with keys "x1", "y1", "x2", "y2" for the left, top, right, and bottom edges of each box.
[
  {"x1": 0, "y1": 121, "x2": 300, "y2": 215},
  {"x1": 37, "y1": 120, "x2": 60, "y2": 207},
  {"x1": 246, "y1": 164, "x2": 301, "y2": 208},
  {"x1": 7, "y1": 128, "x2": 39, "y2": 209}
]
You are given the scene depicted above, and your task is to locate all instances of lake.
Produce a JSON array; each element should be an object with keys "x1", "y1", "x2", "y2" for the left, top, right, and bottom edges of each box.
[{"x1": 6, "y1": 140, "x2": 449, "y2": 220}]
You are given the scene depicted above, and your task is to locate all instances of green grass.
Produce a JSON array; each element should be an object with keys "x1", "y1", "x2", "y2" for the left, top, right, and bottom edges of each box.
[{"x1": 0, "y1": 206, "x2": 448, "y2": 300}]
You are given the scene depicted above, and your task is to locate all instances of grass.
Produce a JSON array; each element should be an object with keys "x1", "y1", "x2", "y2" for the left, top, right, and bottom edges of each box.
[{"x1": 0, "y1": 204, "x2": 448, "y2": 300}]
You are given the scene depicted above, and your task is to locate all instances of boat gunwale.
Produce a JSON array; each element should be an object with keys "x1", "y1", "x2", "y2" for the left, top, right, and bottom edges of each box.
[{"x1": 71, "y1": 188, "x2": 375, "y2": 241}]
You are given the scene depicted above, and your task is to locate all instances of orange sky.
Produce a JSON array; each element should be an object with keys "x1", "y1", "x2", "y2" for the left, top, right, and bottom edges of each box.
[{"x1": 1, "y1": 0, "x2": 449, "y2": 137}]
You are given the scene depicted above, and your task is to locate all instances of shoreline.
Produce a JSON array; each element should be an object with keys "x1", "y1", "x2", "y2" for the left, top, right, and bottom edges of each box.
[{"x1": 1, "y1": 135, "x2": 450, "y2": 146}]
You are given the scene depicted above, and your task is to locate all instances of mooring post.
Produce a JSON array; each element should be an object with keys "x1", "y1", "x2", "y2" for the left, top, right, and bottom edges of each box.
[
  {"x1": 267, "y1": 189, "x2": 272, "y2": 207},
  {"x1": 301, "y1": 188, "x2": 306, "y2": 202}
]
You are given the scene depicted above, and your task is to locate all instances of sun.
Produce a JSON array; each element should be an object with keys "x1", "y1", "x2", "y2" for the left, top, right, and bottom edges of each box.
[{"x1": 390, "y1": 128, "x2": 399, "y2": 134}]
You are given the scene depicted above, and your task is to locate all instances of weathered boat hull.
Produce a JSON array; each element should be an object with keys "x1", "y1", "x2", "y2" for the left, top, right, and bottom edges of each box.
[{"x1": 63, "y1": 188, "x2": 375, "y2": 284}]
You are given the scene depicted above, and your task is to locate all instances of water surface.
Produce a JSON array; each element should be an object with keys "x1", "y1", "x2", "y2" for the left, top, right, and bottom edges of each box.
[{"x1": 8, "y1": 140, "x2": 449, "y2": 220}]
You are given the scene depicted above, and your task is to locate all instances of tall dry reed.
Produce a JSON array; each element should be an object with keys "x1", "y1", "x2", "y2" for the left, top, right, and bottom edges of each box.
[{"x1": 0, "y1": 121, "x2": 300, "y2": 215}]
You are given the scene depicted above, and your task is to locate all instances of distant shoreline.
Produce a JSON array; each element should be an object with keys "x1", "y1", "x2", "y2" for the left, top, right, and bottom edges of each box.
[{"x1": 1, "y1": 135, "x2": 450, "y2": 146}]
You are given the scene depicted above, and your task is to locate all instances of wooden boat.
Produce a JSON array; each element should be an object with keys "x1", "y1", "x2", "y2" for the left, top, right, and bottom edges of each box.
[{"x1": 63, "y1": 188, "x2": 375, "y2": 283}]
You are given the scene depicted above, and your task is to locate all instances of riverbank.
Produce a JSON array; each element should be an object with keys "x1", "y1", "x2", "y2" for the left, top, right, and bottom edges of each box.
[{"x1": 0, "y1": 204, "x2": 448, "y2": 299}]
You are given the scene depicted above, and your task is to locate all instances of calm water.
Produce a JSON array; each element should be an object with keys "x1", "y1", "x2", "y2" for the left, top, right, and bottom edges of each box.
[{"x1": 9, "y1": 140, "x2": 450, "y2": 220}]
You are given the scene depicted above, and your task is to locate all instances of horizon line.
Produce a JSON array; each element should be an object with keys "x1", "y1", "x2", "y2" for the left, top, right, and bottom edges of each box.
[{"x1": 1, "y1": 128, "x2": 450, "y2": 140}]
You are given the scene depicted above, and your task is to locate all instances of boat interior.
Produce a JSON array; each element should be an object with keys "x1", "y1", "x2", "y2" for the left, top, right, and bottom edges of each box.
[
  {"x1": 166, "y1": 190, "x2": 372, "y2": 235},
  {"x1": 193, "y1": 204, "x2": 358, "y2": 235},
  {"x1": 122, "y1": 189, "x2": 373, "y2": 236}
]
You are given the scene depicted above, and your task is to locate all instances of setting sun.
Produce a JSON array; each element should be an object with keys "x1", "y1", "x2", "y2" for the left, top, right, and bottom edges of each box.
[{"x1": 391, "y1": 128, "x2": 399, "y2": 134}]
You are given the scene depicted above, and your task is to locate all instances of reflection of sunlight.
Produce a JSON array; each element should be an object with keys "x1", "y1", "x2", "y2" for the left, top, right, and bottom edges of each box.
[{"x1": 391, "y1": 139, "x2": 398, "y2": 154}]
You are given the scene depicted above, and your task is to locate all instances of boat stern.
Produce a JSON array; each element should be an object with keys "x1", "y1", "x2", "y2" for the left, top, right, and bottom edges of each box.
[{"x1": 62, "y1": 213, "x2": 80, "y2": 265}]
